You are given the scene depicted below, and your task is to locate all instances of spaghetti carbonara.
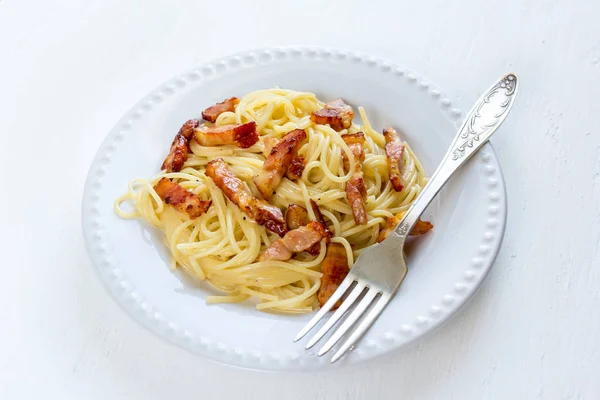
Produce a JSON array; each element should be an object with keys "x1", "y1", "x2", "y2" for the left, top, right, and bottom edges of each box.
[{"x1": 114, "y1": 88, "x2": 430, "y2": 313}]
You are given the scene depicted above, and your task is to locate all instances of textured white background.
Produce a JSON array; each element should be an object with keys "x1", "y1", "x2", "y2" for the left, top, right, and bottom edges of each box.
[{"x1": 1, "y1": 0, "x2": 599, "y2": 399}]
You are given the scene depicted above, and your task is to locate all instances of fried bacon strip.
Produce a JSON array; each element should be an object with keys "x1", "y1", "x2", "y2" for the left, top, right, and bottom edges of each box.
[
  {"x1": 383, "y1": 127, "x2": 406, "y2": 192},
  {"x1": 286, "y1": 155, "x2": 306, "y2": 181},
  {"x1": 161, "y1": 119, "x2": 200, "y2": 172},
  {"x1": 153, "y1": 178, "x2": 211, "y2": 218},
  {"x1": 261, "y1": 137, "x2": 306, "y2": 181},
  {"x1": 193, "y1": 121, "x2": 258, "y2": 148},
  {"x1": 376, "y1": 211, "x2": 433, "y2": 243},
  {"x1": 341, "y1": 132, "x2": 368, "y2": 225},
  {"x1": 259, "y1": 221, "x2": 328, "y2": 261},
  {"x1": 285, "y1": 204, "x2": 310, "y2": 230},
  {"x1": 317, "y1": 243, "x2": 349, "y2": 309},
  {"x1": 285, "y1": 201, "x2": 331, "y2": 256},
  {"x1": 253, "y1": 129, "x2": 307, "y2": 200},
  {"x1": 285, "y1": 202, "x2": 332, "y2": 235},
  {"x1": 310, "y1": 98, "x2": 354, "y2": 131},
  {"x1": 201, "y1": 97, "x2": 240, "y2": 123},
  {"x1": 205, "y1": 158, "x2": 287, "y2": 236}
]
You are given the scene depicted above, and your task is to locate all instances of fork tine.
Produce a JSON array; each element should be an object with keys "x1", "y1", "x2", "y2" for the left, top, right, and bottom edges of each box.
[
  {"x1": 304, "y1": 281, "x2": 366, "y2": 349},
  {"x1": 330, "y1": 293, "x2": 392, "y2": 363},
  {"x1": 317, "y1": 288, "x2": 378, "y2": 356},
  {"x1": 294, "y1": 275, "x2": 355, "y2": 342}
]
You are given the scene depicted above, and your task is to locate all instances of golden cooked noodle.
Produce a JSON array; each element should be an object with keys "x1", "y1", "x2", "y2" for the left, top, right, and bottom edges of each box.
[{"x1": 114, "y1": 88, "x2": 428, "y2": 313}]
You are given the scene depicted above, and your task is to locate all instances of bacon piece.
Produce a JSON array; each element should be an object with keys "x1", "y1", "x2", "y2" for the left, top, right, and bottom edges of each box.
[
  {"x1": 376, "y1": 212, "x2": 434, "y2": 243},
  {"x1": 285, "y1": 204, "x2": 310, "y2": 230},
  {"x1": 259, "y1": 221, "x2": 328, "y2": 261},
  {"x1": 310, "y1": 98, "x2": 354, "y2": 131},
  {"x1": 285, "y1": 202, "x2": 330, "y2": 232},
  {"x1": 201, "y1": 97, "x2": 240, "y2": 123},
  {"x1": 284, "y1": 203, "x2": 325, "y2": 256},
  {"x1": 341, "y1": 132, "x2": 368, "y2": 225},
  {"x1": 162, "y1": 135, "x2": 187, "y2": 173},
  {"x1": 205, "y1": 158, "x2": 287, "y2": 236},
  {"x1": 153, "y1": 178, "x2": 211, "y2": 218},
  {"x1": 286, "y1": 155, "x2": 306, "y2": 181},
  {"x1": 262, "y1": 137, "x2": 306, "y2": 182},
  {"x1": 285, "y1": 204, "x2": 314, "y2": 256},
  {"x1": 383, "y1": 127, "x2": 406, "y2": 192},
  {"x1": 317, "y1": 243, "x2": 349, "y2": 309},
  {"x1": 194, "y1": 121, "x2": 258, "y2": 148},
  {"x1": 346, "y1": 179, "x2": 367, "y2": 225},
  {"x1": 411, "y1": 219, "x2": 434, "y2": 235},
  {"x1": 253, "y1": 129, "x2": 307, "y2": 200},
  {"x1": 161, "y1": 119, "x2": 200, "y2": 172}
]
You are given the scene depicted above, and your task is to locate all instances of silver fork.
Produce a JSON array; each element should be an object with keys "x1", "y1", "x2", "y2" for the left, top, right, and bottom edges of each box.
[{"x1": 294, "y1": 73, "x2": 519, "y2": 363}]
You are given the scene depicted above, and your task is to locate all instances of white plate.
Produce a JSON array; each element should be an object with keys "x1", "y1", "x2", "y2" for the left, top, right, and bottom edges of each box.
[{"x1": 82, "y1": 47, "x2": 506, "y2": 371}]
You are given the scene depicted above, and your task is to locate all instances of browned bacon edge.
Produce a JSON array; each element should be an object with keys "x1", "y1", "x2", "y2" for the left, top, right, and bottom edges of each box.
[
  {"x1": 310, "y1": 98, "x2": 354, "y2": 132},
  {"x1": 285, "y1": 204, "x2": 310, "y2": 230},
  {"x1": 161, "y1": 119, "x2": 200, "y2": 172},
  {"x1": 253, "y1": 129, "x2": 307, "y2": 200},
  {"x1": 201, "y1": 97, "x2": 240, "y2": 123},
  {"x1": 194, "y1": 121, "x2": 259, "y2": 149},
  {"x1": 153, "y1": 177, "x2": 211, "y2": 218},
  {"x1": 233, "y1": 122, "x2": 259, "y2": 148},
  {"x1": 286, "y1": 155, "x2": 306, "y2": 181},
  {"x1": 376, "y1": 212, "x2": 434, "y2": 243},
  {"x1": 205, "y1": 158, "x2": 287, "y2": 236}
]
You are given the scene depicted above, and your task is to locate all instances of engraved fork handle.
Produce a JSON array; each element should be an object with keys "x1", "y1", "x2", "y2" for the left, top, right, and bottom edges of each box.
[{"x1": 392, "y1": 73, "x2": 519, "y2": 241}]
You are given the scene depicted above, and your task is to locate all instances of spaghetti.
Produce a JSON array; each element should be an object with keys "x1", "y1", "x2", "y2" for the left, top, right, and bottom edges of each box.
[{"x1": 114, "y1": 88, "x2": 428, "y2": 313}]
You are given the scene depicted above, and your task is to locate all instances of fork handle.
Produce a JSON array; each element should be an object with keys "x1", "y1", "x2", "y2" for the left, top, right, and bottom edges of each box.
[{"x1": 393, "y1": 73, "x2": 519, "y2": 239}]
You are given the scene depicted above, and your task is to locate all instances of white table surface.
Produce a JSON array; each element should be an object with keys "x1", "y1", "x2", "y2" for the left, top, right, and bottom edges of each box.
[{"x1": 1, "y1": 0, "x2": 599, "y2": 398}]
